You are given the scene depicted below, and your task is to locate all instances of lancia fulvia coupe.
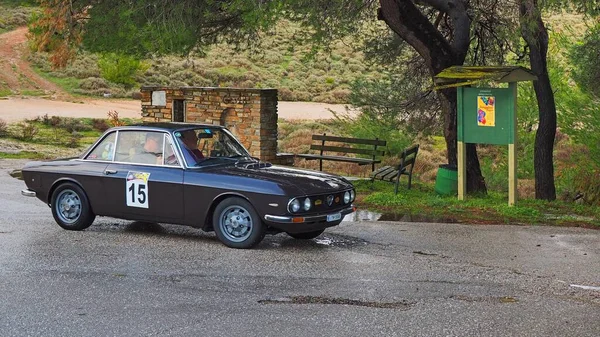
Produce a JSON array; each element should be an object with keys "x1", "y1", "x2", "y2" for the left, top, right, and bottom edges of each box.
[{"x1": 21, "y1": 123, "x2": 355, "y2": 248}]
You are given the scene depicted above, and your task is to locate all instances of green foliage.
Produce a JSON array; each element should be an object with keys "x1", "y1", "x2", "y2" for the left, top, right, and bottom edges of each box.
[
  {"x1": 98, "y1": 53, "x2": 148, "y2": 88},
  {"x1": 332, "y1": 112, "x2": 412, "y2": 158},
  {"x1": 570, "y1": 22, "x2": 600, "y2": 97},
  {"x1": 30, "y1": 19, "x2": 382, "y2": 103},
  {"x1": 348, "y1": 73, "x2": 441, "y2": 136},
  {"x1": 0, "y1": 89, "x2": 12, "y2": 97}
]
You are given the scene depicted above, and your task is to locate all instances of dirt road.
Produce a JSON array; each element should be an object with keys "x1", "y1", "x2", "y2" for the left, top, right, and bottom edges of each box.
[
  {"x1": 0, "y1": 27, "x2": 70, "y2": 99},
  {"x1": 0, "y1": 97, "x2": 353, "y2": 123}
]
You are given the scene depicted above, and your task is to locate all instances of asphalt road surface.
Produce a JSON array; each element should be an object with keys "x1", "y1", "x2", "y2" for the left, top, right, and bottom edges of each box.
[{"x1": 1, "y1": 159, "x2": 599, "y2": 337}]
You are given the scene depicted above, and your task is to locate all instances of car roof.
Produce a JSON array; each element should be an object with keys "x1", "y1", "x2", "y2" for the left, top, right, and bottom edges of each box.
[{"x1": 111, "y1": 122, "x2": 226, "y2": 132}]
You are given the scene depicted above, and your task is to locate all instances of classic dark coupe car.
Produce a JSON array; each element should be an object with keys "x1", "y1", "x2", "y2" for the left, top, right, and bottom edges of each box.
[{"x1": 21, "y1": 123, "x2": 355, "y2": 248}]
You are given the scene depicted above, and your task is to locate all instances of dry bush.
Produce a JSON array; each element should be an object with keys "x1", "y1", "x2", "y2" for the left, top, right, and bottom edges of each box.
[
  {"x1": 91, "y1": 118, "x2": 110, "y2": 132},
  {"x1": 64, "y1": 53, "x2": 100, "y2": 78},
  {"x1": 107, "y1": 110, "x2": 124, "y2": 126},
  {"x1": 0, "y1": 118, "x2": 7, "y2": 137},
  {"x1": 331, "y1": 88, "x2": 351, "y2": 103},
  {"x1": 278, "y1": 87, "x2": 295, "y2": 101},
  {"x1": 518, "y1": 179, "x2": 536, "y2": 199},
  {"x1": 17, "y1": 121, "x2": 38, "y2": 141},
  {"x1": 79, "y1": 77, "x2": 109, "y2": 90}
]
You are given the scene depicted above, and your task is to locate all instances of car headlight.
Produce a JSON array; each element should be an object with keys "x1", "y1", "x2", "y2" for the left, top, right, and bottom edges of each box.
[
  {"x1": 289, "y1": 198, "x2": 301, "y2": 213},
  {"x1": 303, "y1": 197, "x2": 311, "y2": 211},
  {"x1": 343, "y1": 191, "x2": 351, "y2": 204},
  {"x1": 350, "y1": 189, "x2": 355, "y2": 202}
]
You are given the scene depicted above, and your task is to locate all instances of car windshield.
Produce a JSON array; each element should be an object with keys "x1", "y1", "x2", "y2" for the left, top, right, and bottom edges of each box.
[{"x1": 173, "y1": 127, "x2": 253, "y2": 167}]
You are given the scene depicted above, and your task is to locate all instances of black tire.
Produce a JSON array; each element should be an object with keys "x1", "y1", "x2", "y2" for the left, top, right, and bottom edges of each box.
[
  {"x1": 287, "y1": 229, "x2": 325, "y2": 240},
  {"x1": 213, "y1": 197, "x2": 265, "y2": 249},
  {"x1": 50, "y1": 182, "x2": 95, "y2": 231}
]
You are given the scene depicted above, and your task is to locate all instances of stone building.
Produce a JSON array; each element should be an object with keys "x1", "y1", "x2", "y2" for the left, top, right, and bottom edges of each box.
[{"x1": 140, "y1": 86, "x2": 279, "y2": 162}]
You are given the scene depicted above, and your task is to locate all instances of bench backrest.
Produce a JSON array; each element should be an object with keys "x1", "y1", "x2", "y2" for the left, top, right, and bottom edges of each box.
[
  {"x1": 399, "y1": 144, "x2": 419, "y2": 169},
  {"x1": 310, "y1": 134, "x2": 386, "y2": 157}
]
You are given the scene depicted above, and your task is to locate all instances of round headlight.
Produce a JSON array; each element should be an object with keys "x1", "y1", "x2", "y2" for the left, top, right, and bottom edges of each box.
[
  {"x1": 343, "y1": 191, "x2": 351, "y2": 204},
  {"x1": 350, "y1": 189, "x2": 355, "y2": 202},
  {"x1": 303, "y1": 197, "x2": 311, "y2": 211},
  {"x1": 289, "y1": 198, "x2": 301, "y2": 213}
]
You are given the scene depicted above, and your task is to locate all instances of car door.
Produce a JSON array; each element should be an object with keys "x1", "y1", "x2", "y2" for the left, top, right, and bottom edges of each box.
[{"x1": 101, "y1": 130, "x2": 184, "y2": 222}]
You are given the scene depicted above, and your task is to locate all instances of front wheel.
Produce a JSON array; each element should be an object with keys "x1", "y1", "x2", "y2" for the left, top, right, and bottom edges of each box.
[
  {"x1": 287, "y1": 229, "x2": 325, "y2": 240},
  {"x1": 213, "y1": 197, "x2": 265, "y2": 249},
  {"x1": 50, "y1": 182, "x2": 95, "y2": 230}
]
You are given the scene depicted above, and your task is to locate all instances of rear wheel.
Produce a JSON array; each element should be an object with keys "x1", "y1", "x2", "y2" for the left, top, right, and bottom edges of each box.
[
  {"x1": 287, "y1": 229, "x2": 325, "y2": 240},
  {"x1": 213, "y1": 197, "x2": 265, "y2": 249},
  {"x1": 50, "y1": 182, "x2": 95, "y2": 230}
]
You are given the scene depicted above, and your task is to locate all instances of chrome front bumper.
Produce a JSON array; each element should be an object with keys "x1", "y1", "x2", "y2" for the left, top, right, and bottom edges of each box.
[
  {"x1": 21, "y1": 189, "x2": 36, "y2": 197},
  {"x1": 264, "y1": 205, "x2": 355, "y2": 224}
]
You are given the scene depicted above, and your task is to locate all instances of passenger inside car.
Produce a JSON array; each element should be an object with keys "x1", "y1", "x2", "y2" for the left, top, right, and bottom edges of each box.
[{"x1": 131, "y1": 132, "x2": 164, "y2": 165}]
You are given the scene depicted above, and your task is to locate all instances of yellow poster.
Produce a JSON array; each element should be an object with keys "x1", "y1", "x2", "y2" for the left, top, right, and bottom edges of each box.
[{"x1": 477, "y1": 96, "x2": 495, "y2": 127}]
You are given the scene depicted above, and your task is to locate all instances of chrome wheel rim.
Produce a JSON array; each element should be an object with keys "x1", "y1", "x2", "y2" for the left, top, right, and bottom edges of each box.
[
  {"x1": 219, "y1": 205, "x2": 253, "y2": 242},
  {"x1": 55, "y1": 189, "x2": 82, "y2": 224}
]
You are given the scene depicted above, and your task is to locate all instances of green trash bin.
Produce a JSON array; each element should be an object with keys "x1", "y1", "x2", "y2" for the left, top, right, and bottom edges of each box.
[{"x1": 435, "y1": 164, "x2": 458, "y2": 195}]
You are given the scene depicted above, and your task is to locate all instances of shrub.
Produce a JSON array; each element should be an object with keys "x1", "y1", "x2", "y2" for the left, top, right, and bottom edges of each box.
[
  {"x1": 98, "y1": 53, "x2": 148, "y2": 88},
  {"x1": 0, "y1": 119, "x2": 7, "y2": 137},
  {"x1": 64, "y1": 53, "x2": 101, "y2": 79},
  {"x1": 17, "y1": 121, "x2": 38, "y2": 141},
  {"x1": 59, "y1": 118, "x2": 91, "y2": 133},
  {"x1": 91, "y1": 118, "x2": 110, "y2": 132},
  {"x1": 79, "y1": 77, "x2": 109, "y2": 90},
  {"x1": 107, "y1": 110, "x2": 124, "y2": 127},
  {"x1": 66, "y1": 131, "x2": 83, "y2": 148}
]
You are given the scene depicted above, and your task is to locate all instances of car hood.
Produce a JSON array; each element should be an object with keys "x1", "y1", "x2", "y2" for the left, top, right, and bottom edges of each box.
[{"x1": 217, "y1": 164, "x2": 353, "y2": 195}]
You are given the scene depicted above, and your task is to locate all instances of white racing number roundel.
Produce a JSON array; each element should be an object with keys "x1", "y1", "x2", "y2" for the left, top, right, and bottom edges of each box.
[{"x1": 126, "y1": 171, "x2": 150, "y2": 208}]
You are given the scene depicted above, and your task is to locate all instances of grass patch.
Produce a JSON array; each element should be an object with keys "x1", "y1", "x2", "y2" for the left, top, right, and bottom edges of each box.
[
  {"x1": 19, "y1": 89, "x2": 47, "y2": 97},
  {"x1": 0, "y1": 151, "x2": 50, "y2": 159},
  {"x1": 0, "y1": 88, "x2": 12, "y2": 97},
  {"x1": 32, "y1": 69, "x2": 82, "y2": 94},
  {"x1": 353, "y1": 180, "x2": 600, "y2": 228}
]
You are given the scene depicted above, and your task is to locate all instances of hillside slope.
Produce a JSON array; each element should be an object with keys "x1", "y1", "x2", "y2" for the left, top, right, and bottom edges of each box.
[{"x1": 0, "y1": 27, "x2": 70, "y2": 99}]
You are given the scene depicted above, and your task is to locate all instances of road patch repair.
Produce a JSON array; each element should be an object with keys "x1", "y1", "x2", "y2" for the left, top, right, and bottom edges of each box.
[{"x1": 258, "y1": 296, "x2": 414, "y2": 310}]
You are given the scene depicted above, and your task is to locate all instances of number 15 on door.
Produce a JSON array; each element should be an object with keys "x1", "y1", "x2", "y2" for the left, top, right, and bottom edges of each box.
[{"x1": 126, "y1": 171, "x2": 150, "y2": 208}]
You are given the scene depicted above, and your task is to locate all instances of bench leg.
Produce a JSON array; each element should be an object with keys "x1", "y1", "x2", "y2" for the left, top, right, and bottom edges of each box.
[
  {"x1": 319, "y1": 159, "x2": 323, "y2": 171},
  {"x1": 394, "y1": 173, "x2": 400, "y2": 195}
]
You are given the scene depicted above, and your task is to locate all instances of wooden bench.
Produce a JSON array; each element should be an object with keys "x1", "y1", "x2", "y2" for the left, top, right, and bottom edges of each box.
[
  {"x1": 296, "y1": 134, "x2": 387, "y2": 171},
  {"x1": 371, "y1": 144, "x2": 419, "y2": 194}
]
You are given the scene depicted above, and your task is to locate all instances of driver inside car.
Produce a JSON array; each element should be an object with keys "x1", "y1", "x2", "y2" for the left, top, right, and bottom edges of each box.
[{"x1": 179, "y1": 130, "x2": 204, "y2": 160}]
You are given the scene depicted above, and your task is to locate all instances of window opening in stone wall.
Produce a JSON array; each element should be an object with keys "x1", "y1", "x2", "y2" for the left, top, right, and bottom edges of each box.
[{"x1": 173, "y1": 99, "x2": 185, "y2": 122}]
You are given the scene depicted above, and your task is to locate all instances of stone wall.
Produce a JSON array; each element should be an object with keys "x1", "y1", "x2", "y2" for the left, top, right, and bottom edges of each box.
[{"x1": 140, "y1": 87, "x2": 278, "y2": 161}]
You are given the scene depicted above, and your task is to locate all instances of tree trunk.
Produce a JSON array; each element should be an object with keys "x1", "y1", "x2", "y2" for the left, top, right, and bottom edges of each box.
[
  {"x1": 378, "y1": 0, "x2": 487, "y2": 194},
  {"x1": 440, "y1": 88, "x2": 487, "y2": 193},
  {"x1": 519, "y1": 0, "x2": 556, "y2": 200}
]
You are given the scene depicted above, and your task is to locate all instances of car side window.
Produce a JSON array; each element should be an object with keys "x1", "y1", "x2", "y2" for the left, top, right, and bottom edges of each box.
[
  {"x1": 115, "y1": 131, "x2": 165, "y2": 165},
  {"x1": 85, "y1": 132, "x2": 116, "y2": 161}
]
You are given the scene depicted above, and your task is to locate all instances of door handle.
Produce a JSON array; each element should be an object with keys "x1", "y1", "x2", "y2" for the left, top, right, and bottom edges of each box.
[{"x1": 104, "y1": 169, "x2": 118, "y2": 175}]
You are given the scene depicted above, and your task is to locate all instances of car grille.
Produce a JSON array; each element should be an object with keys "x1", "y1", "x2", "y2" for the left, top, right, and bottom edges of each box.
[{"x1": 309, "y1": 191, "x2": 348, "y2": 212}]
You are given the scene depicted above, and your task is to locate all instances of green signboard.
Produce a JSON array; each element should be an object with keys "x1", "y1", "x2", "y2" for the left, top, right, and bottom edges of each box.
[{"x1": 457, "y1": 86, "x2": 516, "y2": 145}]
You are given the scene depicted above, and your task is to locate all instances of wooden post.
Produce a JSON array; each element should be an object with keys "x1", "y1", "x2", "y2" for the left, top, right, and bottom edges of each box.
[
  {"x1": 320, "y1": 133, "x2": 326, "y2": 171},
  {"x1": 508, "y1": 82, "x2": 518, "y2": 206},
  {"x1": 458, "y1": 141, "x2": 467, "y2": 200}
]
